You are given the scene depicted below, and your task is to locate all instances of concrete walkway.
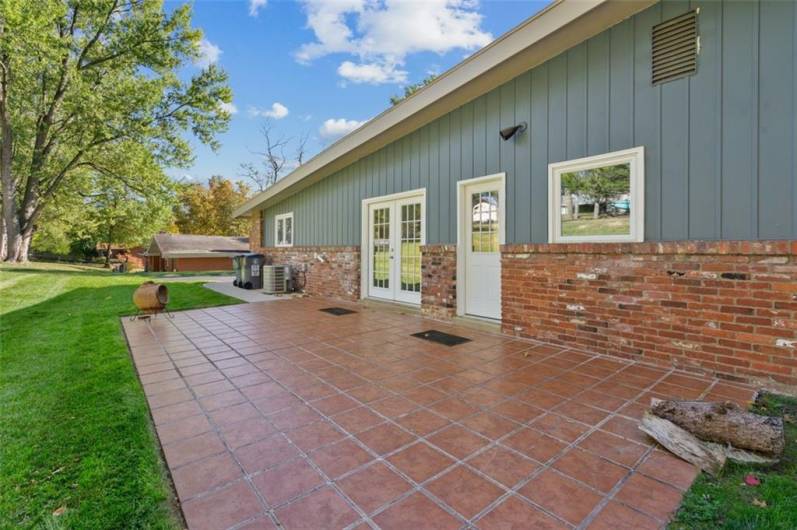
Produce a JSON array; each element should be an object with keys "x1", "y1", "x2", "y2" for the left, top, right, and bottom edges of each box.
[{"x1": 203, "y1": 281, "x2": 282, "y2": 303}]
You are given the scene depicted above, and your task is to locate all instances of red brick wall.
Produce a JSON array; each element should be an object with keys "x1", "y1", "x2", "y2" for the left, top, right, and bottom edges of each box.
[
  {"x1": 172, "y1": 257, "x2": 234, "y2": 272},
  {"x1": 502, "y1": 241, "x2": 797, "y2": 386},
  {"x1": 252, "y1": 244, "x2": 361, "y2": 300},
  {"x1": 421, "y1": 244, "x2": 457, "y2": 319},
  {"x1": 250, "y1": 217, "x2": 360, "y2": 300}
]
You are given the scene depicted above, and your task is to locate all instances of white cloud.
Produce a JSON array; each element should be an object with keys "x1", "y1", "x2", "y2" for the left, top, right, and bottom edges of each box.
[
  {"x1": 249, "y1": 0, "x2": 267, "y2": 16},
  {"x1": 337, "y1": 60, "x2": 407, "y2": 85},
  {"x1": 195, "y1": 39, "x2": 221, "y2": 68},
  {"x1": 248, "y1": 102, "x2": 289, "y2": 120},
  {"x1": 319, "y1": 118, "x2": 367, "y2": 140},
  {"x1": 296, "y1": 0, "x2": 492, "y2": 84},
  {"x1": 218, "y1": 101, "x2": 238, "y2": 115}
]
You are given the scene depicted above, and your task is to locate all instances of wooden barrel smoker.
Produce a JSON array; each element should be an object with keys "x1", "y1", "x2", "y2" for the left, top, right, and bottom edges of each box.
[{"x1": 133, "y1": 281, "x2": 169, "y2": 314}]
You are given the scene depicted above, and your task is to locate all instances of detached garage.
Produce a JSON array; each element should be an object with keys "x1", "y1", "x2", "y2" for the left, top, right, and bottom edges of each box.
[{"x1": 144, "y1": 234, "x2": 249, "y2": 272}]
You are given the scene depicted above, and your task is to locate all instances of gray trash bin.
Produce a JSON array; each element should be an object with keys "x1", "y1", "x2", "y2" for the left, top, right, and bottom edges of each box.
[
  {"x1": 240, "y1": 253, "x2": 266, "y2": 289},
  {"x1": 232, "y1": 255, "x2": 244, "y2": 287}
]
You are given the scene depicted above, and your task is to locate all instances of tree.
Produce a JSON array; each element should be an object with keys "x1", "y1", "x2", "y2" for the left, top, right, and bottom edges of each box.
[
  {"x1": 561, "y1": 164, "x2": 630, "y2": 219},
  {"x1": 174, "y1": 176, "x2": 250, "y2": 236},
  {"x1": 0, "y1": 0, "x2": 231, "y2": 262},
  {"x1": 239, "y1": 120, "x2": 310, "y2": 192},
  {"x1": 390, "y1": 75, "x2": 437, "y2": 106},
  {"x1": 84, "y1": 174, "x2": 175, "y2": 267}
]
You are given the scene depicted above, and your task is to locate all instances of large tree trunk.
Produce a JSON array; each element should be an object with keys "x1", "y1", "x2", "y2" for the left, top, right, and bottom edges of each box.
[
  {"x1": 0, "y1": 215, "x2": 6, "y2": 261},
  {"x1": 16, "y1": 230, "x2": 31, "y2": 263},
  {"x1": 651, "y1": 400, "x2": 785, "y2": 456},
  {"x1": 592, "y1": 201, "x2": 600, "y2": 219},
  {"x1": 0, "y1": 34, "x2": 18, "y2": 263}
]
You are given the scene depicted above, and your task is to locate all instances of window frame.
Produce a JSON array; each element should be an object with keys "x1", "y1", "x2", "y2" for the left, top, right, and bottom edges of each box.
[
  {"x1": 548, "y1": 146, "x2": 645, "y2": 244},
  {"x1": 274, "y1": 212, "x2": 294, "y2": 247}
]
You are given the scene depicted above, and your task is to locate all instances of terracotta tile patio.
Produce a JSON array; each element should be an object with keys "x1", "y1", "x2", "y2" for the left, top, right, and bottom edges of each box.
[{"x1": 122, "y1": 298, "x2": 757, "y2": 530}]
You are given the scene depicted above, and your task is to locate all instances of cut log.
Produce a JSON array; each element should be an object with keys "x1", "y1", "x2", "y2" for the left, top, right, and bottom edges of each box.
[
  {"x1": 640, "y1": 412, "x2": 778, "y2": 476},
  {"x1": 651, "y1": 400, "x2": 784, "y2": 457}
]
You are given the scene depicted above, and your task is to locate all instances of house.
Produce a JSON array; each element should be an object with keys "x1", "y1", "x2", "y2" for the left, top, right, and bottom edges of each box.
[
  {"x1": 235, "y1": 0, "x2": 797, "y2": 387},
  {"x1": 96, "y1": 244, "x2": 146, "y2": 269},
  {"x1": 144, "y1": 234, "x2": 249, "y2": 272}
]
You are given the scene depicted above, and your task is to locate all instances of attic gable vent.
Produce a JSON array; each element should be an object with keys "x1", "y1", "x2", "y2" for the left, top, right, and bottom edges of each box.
[{"x1": 651, "y1": 9, "x2": 699, "y2": 85}]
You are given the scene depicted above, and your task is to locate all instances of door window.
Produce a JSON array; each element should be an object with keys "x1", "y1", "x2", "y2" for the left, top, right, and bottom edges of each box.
[
  {"x1": 400, "y1": 203, "x2": 422, "y2": 293},
  {"x1": 372, "y1": 207, "x2": 391, "y2": 289},
  {"x1": 471, "y1": 191, "x2": 499, "y2": 253}
]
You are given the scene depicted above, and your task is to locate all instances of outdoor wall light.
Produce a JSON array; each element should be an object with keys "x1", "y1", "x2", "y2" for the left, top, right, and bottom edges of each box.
[{"x1": 499, "y1": 121, "x2": 527, "y2": 141}]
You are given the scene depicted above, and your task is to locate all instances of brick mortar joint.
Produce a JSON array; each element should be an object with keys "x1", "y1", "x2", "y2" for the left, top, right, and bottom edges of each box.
[
  {"x1": 420, "y1": 244, "x2": 457, "y2": 254},
  {"x1": 502, "y1": 240, "x2": 797, "y2": 256},
  {"x1": 254, "y1": 245, "x2": 361, "y2": 253}
]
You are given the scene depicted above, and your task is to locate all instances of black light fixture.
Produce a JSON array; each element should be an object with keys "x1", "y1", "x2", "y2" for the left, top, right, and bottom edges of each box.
[{"x1": 499, "y1": 121, "x2": 527, "y2": 141}]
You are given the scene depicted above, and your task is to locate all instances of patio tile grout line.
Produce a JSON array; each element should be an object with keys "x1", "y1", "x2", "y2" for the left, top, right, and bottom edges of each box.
[
  {"x1": 190, "y1": 303, "x2": 558, "y2": 528},
  {"x1": 148, "y1": 313, "x2": 283, "y2": 530},
  {"x1": 145, "y1": 318, "x2": 682, "y2": 527},
  {"x1": 213, "y1": 308, "x2": 669, "y2": 528},
  {"x1": 126, "y1": 301, "x2": 754, "y2": 530}
]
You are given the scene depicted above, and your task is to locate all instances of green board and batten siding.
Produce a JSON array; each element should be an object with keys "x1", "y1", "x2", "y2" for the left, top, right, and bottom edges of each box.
[{"x1": 261, "y1": 0, "x2": 797, "y2": 247}]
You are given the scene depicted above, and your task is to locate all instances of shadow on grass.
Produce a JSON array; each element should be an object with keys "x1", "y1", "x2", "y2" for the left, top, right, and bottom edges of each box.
[
  {"x1": 0, "y1": 266, "x2": 113, "y2": 277},
  {"x1": 0, "y1": 281, "x2": 237, "y2": 529}
]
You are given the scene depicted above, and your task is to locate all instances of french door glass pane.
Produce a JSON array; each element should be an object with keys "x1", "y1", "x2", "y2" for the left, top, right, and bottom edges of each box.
[
  {"x1": 471, "y1": 191, "x2": 499, "y2": 253},
  {"x1": 400, "y1": 202, "x2": 421, "y2": 293},
  {"x1": 372, "y1": 207, "x2": 390, "y2": 289}
]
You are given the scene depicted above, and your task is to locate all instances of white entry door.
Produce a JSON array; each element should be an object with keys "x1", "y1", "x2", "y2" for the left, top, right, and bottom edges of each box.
[
  {"x1": 462, "y1": 177, "x2": 504, "y2": 320},
  {"x1": 366, "y1": 195, "x2": 424, "y2": 305}
]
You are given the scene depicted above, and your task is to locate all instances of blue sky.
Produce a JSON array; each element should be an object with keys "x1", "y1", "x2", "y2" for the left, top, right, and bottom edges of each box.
[{"x1": 169, "y1": 0, "x2": 550, "y2": 186}]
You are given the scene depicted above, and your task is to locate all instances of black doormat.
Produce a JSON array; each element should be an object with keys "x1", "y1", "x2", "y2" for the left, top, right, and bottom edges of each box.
[
  {"x1": 411, "y1": 329, "x2": 471, "y2": 346},
  {"x1": 320, "y1": 307, "x2": 357, "y2": 316}
]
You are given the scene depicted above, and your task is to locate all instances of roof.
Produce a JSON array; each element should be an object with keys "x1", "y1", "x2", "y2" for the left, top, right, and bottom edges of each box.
[
  {"x1": 234, "y1": 0, "x2": 656, "y2": 218},
  {"x1": 146, "y1": 234, "x2": 249, "y2": 258}
]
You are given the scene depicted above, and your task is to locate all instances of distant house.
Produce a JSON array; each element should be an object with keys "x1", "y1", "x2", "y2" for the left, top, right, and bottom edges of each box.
[
  {"x1": 96, "y1": 244, "x2": 146, "y2": 269},
  {"x1": 144, "y1": 234, "x2": 249, "y2": 272}
]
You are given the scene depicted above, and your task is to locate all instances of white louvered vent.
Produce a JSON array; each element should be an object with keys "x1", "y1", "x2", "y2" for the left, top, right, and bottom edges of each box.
[{"x1": 652, "y1": 9, "x2": 699, "y2": 85}]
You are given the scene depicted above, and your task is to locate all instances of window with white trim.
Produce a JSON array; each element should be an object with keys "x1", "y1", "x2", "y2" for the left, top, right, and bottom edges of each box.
[
  {"x1": 274, "y1": 212, "x2": 294, "y2": 247},
  {"x1": 548, "y1": 146, "x2": 645, "y2": 243}
]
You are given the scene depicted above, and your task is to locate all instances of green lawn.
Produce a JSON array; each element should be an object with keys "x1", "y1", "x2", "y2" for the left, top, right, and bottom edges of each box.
[
  {"x1": 561, "y1": 215, "x2": 630, "y2": 236},
  {"x1": 0, "y1": 262, "x2": 239, "y2": 529},
  {"x1": 670, "y1": 393, "x2": 797, "y2": 529},
  {"x1": 373, "y1": 242, "x2": 421, "y2": 290}
]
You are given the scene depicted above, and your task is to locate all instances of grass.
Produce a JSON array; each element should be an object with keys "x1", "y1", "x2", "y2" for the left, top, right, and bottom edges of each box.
[
  {"x1": 0, "y1": 261, "x2": 240, "y2": 529},
  {"x1": 372, "y1": 242, "x2": 421, "y2": 289},
  {"x1": 561, "y1": 215, "x2": 630, "y2": 236},
  {"x1": 670, "y1": 392, "x2": 797, "y2": 530}
]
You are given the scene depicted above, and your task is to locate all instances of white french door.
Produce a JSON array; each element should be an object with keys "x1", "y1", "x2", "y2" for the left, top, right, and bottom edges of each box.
[
  {"x1": 366, "y1": 194, "x2": 424, "y2": 305},
  {"x1": 459, "y1": 175, "x2": 505, "y2": 320}
]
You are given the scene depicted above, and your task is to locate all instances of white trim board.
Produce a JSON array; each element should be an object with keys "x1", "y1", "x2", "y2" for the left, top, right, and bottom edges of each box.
[
  {"x1": 274, "y1": 212, "x2": 294, "y2": 247},
  {"x1": 359, "y1": 188, "x2": 427, "y2": 303},
  {"x1": 456, "y1": 173, "x2": 507, "y2": 319},
  {"x1": 547, "y1": 146, "x2": 645, "y2": 244}
]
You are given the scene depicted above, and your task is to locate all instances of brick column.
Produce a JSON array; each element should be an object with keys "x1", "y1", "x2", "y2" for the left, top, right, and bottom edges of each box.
[{"x1": 421, "y1": 244, "x2": 457, "y2": 319}]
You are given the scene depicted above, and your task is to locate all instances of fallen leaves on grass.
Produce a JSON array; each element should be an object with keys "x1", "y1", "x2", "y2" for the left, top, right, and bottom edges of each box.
[{"x1": 744, "y1": 474, "x2": 761, "y2": 486}]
